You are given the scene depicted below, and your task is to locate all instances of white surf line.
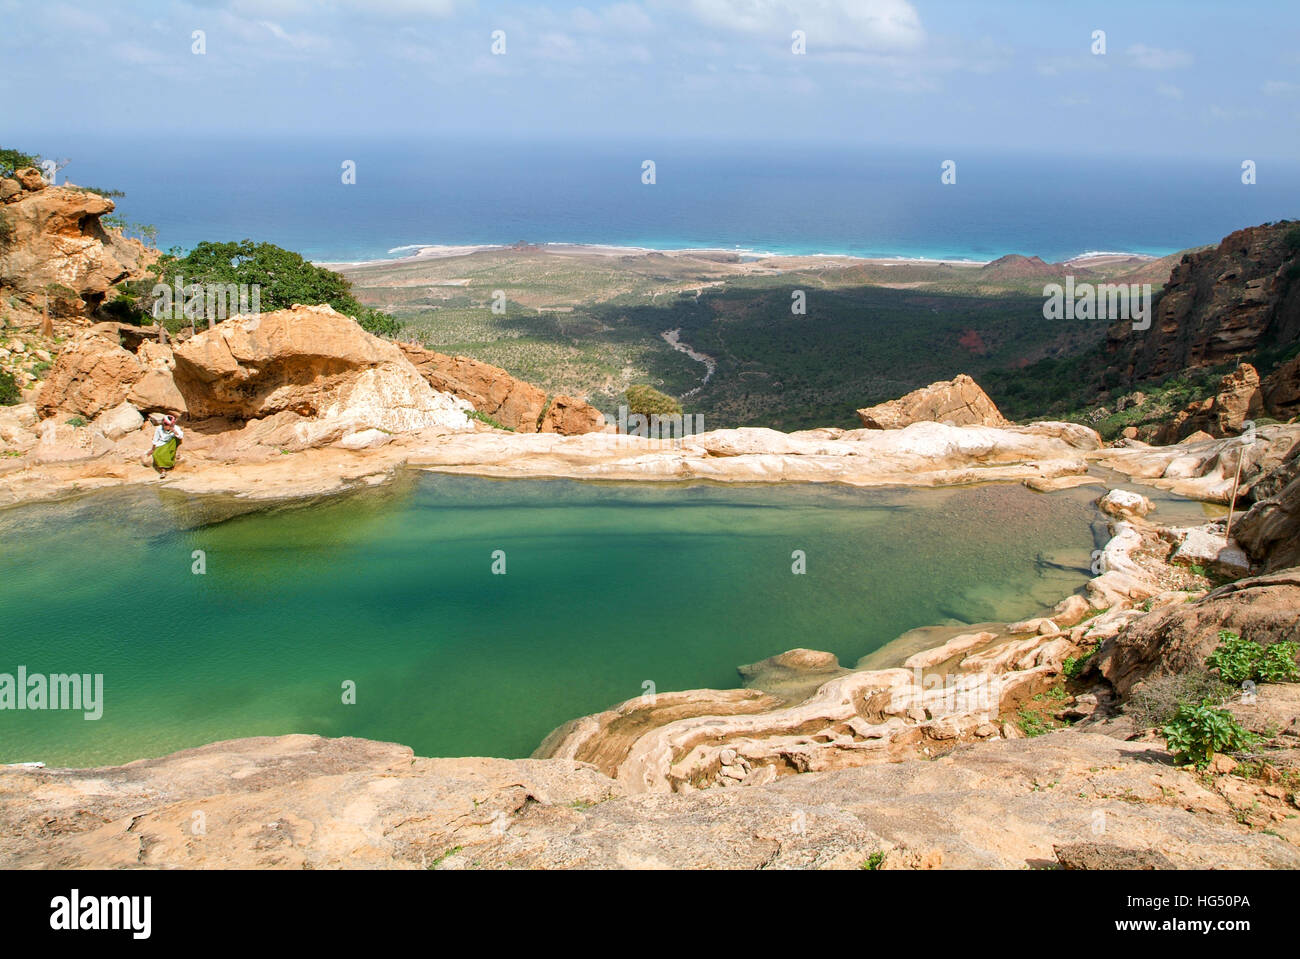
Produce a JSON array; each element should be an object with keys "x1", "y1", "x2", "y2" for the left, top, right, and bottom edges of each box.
[{"x1": 661, "y1": 329, "x2": 717, "y2": 399}]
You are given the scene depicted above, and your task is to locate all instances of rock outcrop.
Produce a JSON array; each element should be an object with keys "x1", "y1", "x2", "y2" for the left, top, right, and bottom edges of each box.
[
  {"x1": 1233, "y1": 439, "x2": 1300, "y2": 572},
  {"x1": 1263, "y1": 353, "x2": 1300, "y2": 421},
  {"x1": 856, "y1": 374, "x2": 1009, "y2": 429},
  {"x1": 0, "y1": 169, "x2": 153, "y2": 317},
  {"x1": 1104, "y1": 221, "x2": 1300, "y2": 384},
  {"x1": 171, "y1": 305, "x2": 472, "y2": 438},
  {"x1": 1094, "y1": 569, "x2": 1300, "y2": 698},
  {"x1": 398, "y1": 343, "x2": 604, "y2": 435},
  {"x1": 1153, "y1": 363, "x2": 1265, "y2": 444}
]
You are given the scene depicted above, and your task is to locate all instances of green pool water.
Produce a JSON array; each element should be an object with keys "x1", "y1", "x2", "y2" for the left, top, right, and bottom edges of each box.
[{"x1": 0, "y1": 473, "x2": 1113, "y2": 768}]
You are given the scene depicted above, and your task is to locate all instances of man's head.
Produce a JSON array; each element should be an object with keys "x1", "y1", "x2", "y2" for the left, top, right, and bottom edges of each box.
[{"x1": 163, "y1": 415, "x2": 177, "y2": 428}]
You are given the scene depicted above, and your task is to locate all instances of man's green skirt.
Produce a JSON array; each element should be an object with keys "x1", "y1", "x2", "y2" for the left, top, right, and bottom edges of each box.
[{"x1": 152, "y1": 437, "x2": 178, "y2": 469}]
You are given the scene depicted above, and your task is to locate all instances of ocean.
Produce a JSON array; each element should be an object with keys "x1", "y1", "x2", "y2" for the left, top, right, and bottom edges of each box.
[{"x1": 47, "y1": 136, "x2": 1300, "y2": 264}]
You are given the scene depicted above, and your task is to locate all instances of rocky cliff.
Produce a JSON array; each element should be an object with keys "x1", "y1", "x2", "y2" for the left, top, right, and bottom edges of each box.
[{"x1": 1104, "y1": 221, "x2": 1300, "y2": 384}]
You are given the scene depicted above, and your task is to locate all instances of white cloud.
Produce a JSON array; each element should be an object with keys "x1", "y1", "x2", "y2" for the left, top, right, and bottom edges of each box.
[
  {"x1": 1126, "y1": 44, "x2": 1192, "y2": 71},
  {"x1": 671, "y1": 0, "x2": 924, "y2": 51},
  {"x1": 1157, "y1": 83, "x2": 1183, "y2": 100}
]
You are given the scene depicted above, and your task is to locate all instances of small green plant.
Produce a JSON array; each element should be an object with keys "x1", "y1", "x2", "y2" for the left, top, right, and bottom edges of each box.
[
  {"x1": 1258, "y1": 641, "x2": 1300, "y2": 683},
  {"x1": 861, "y1": 851, "x2": 885, "y2": 870},
  {"x1": 0, "y1": 370, "x2": 19, "y2": 406},
  {"x1": 1063, "y1": 644, "x2": 1100, "y2": 679},
  {"x1": 1207, "y1": 631, "x2": 1300, "y2": 684},
  {"x1": 427, "y1": 845, "x2": 462, "y2": 869},
  {"x1": 1162, "y1": 702, "x2": 1258, "y2": 769},
  {"x1": 65, "y1": 415, "x2": 86, "y2": 427},
  {"x1": 466, "y1": 409, "x2": 514, "y2": 431}
]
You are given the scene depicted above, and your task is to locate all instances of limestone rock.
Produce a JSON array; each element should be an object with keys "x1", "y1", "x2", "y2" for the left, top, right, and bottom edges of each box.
[
  {"x1": 1263, "y1": 353, "x2": 1300, "y2": 421},
  {"x1": 35, "y1": 330, "x2": 145, "y2": 419},
  {"x1": 29, "y1": 420, "x2": 115, "y2": 464},
  {"x1": 856, "y1": 374, "x2": 1008, "y2": 430},
  {"x1": 1169, "y1": 526, "x2": 1250, "y2": 578},
  {"x1": 338, "y1": 429, "x2": 392, "y2": 450},
  {"x1": 1098, "y1": 488, "x2": 1153, "y2": 519},
  {"x1": 1234, "y1": 440, "x2": 1300, "y2": 572},
  {"x1": 90, "y1": 401, "x2": 143, "y2": 440},
  {"x1": 171, "y1": 306, "x2": 472, "y2": 436},
  {"x1": 0, "y1": 171, "x2": 154, "y2": 317}
]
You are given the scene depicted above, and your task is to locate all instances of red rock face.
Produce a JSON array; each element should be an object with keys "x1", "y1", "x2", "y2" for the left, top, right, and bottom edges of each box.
[{"x1": 1104, "y1": 222, "x2": 1300, "y2": 383}]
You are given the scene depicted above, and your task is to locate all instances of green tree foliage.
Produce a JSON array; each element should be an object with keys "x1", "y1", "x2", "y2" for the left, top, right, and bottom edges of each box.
[
  {"x1": 157, "y1": 240, "x2": 400, "y2": 337},
  {"x1": 0, "y1": 147, "x2": 40, "y2": 178},
  {"x1": 624, "y1": 384, "x2": 682, "y2": 419}
]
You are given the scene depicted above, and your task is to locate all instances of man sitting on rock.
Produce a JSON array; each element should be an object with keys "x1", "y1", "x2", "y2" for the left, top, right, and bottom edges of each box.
[{"x1": 143, "y1": 414, "x2": 184, "y2": 475}]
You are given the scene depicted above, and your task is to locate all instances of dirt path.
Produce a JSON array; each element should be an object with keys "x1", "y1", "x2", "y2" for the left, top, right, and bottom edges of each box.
[{"x1": 661, "y1": 328, "x2": 716, "y2": 399}]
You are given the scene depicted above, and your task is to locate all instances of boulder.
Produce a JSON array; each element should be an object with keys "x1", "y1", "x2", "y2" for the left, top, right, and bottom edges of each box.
[
  {"x1": 1098, "y1": 489, "x2": 1153, "y2": 519},
  {"x1": 540, "y1": 394, "x2": 605, "y2": 435},
  {"x1": 29, "y1": 420, "x2": 115, "y2": 464},
  {"x1": 856, "y1": 374, "x2": 1008, "y2": 430},
  {"x1": 171, "y1": 306, "x2": 472, "y2": 437},
  {"x1": 34, "y1": 331, "x2": 145, "y2": 419},
  {"x1": 338, "y1": 428, "x2": 392, "y2": 450},
  {"x1": 1169, "y1": 526, "x2": 1251, "y2": 578},
  {"x1": 90, "y1": 401, "x2": 143, "y2": 440}
]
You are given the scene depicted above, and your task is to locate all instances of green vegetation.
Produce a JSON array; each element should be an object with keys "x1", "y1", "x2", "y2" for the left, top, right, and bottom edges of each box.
[
  {"x1": 0, "y1": 210, "x2": 13, "y2": 247},
  {"x1": 0, "y1": 370, "x2": 19, "y2": 406},
  {"x1": 861, "y1": 851, "x2": 885, "y2": 870},
  {"x1": 65, "y1": 416, "x2": 86, "y2": 427},
  {"x1": 1162, "y1": 703, "x2": 1258, "y2": 769},
  {"x1": 1207, "y1": 631, "x2": 1300, "y2": 685},
  {"x1": 624, "y1": 384, "x2": 682, "y2": 419},
  {"x1": 466, "y1": 409, "x2": 514, "y2": 431},
  {"x1": 1063, "y1": 645, "x2": 1099, "y2": 680},
  {"x1": 0, "y1": 146, "x2": 39, "y2": 178},
  {"x1": 1125, "y1": 669, "x2": 1231, "y2": 730},
  {"x1": 163, "y1": 241, "x2": 399, "y2": 336},
  {"x1": 426, "y1": 846, "x2": 462, "y2": 869}
]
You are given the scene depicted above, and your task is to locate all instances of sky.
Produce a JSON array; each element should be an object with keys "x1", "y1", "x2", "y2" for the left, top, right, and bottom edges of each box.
[{"x1": 2, "y1": 0, "x2": 1298, "y2": 158}]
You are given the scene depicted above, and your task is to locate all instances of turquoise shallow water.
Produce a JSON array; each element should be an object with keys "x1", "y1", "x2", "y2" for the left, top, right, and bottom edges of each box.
[{"x1": 0, "y1": 474, "x2": 1110, "y2": 767}]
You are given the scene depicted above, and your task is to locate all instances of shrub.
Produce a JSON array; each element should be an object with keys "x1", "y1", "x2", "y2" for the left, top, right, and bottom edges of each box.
[
  {"x1": 1258, "y1": 641, "x2": 1300, "y2": 684},
  {"x1": 624, "y1": 384, "x2": 682, "y2": 419},
  {"x1": 1207, "y1": 631, "x2": 1300, "y2": 685},
  {"x1": 1206, "y1": 631, "x2": 1264, "y2": 684},
  {"x1": 1162, "y1": 702, "x2": 1258, "y2": 768},
  {"x1": 1125, "y1": 668, "x2": 1231, "y2": 729},
  {"x1": 0, "y1": 370, "x2": 19, "y2": 406}
]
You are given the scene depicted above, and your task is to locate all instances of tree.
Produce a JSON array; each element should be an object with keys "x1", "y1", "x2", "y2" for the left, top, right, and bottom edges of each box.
[
  {"x1": 624, "y1": 384, "x2": 683, "y2": 419},
  {"x1": 158, "y1": 240, "x2": 400, "y2": 337},
  {"x1": 0, "y1": 147, "x2": 40, "y2": 178}
]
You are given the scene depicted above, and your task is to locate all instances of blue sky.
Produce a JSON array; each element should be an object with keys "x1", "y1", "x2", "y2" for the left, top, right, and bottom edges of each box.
[{"x1": 3, "y1": 0, "x2": 1298, "y2": 158}]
